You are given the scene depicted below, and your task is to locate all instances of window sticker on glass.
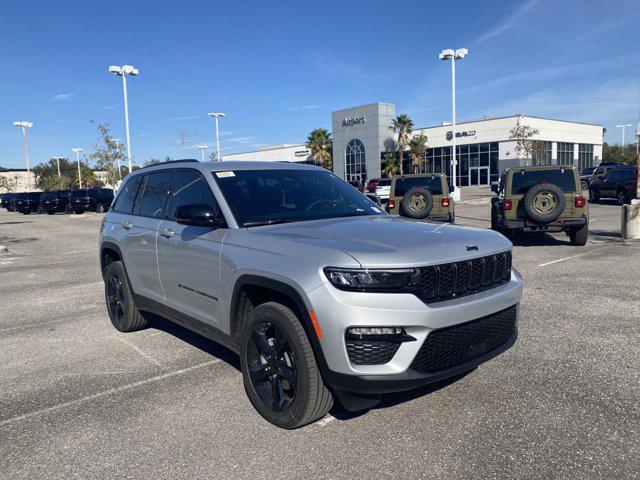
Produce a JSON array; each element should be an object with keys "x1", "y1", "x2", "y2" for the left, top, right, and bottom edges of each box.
[{"x1": 215, "y1": 171, "x2": 235, "y2": 178}]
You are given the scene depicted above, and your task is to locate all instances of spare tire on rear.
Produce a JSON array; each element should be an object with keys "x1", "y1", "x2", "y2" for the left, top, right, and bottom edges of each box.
[
  {"x1": 401, "y1": 187, "x2": 434, "y2": 219},
  {"x1": 523, "y1": 183, "x2": 566, "y2": 223}
]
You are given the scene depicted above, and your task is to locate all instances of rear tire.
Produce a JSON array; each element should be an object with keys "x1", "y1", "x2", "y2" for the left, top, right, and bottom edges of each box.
[
  {"x1": 589, "y1": 189, "x2": 599, "y2": 203},
  {"x1": 570, "y1": 223, "x2": 588, "y2": 246},
  {"x1": 401, "y1": 187, "x2": 434, "y2": 219},
  {"x1": 96, "y1": 204, "x2": 105, "y2": 213},
  {"x1": 581, "y1": 180, "x2": 589, "y2": 190},
  {"x1": 104, "y1": 261, "x2": 148, "y2": 332},
  {"x1": 617, "y1": 190, "x2": 627, "y2": 206},
  {"x1": 239, "y1": 302, "x2": 333, "y2": 429}
]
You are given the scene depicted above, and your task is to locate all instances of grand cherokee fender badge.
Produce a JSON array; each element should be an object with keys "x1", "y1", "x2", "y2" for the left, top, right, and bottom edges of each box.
[{"x1": 466, "y1": 245, "x2": 479, "y2": 251}]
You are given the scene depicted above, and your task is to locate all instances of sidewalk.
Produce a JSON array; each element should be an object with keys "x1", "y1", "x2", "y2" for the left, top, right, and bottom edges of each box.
[{"x1": 458, "y1": 186, "x2": 493, "y2": 205}]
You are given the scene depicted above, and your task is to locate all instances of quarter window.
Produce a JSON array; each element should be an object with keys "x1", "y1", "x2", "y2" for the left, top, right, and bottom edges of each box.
[
  {"x1": 112, "y1": 175, "x2": 144, "y2": 214},
  {"x1": 139, "y1": 172, "x2": 173, "y2": 218}
]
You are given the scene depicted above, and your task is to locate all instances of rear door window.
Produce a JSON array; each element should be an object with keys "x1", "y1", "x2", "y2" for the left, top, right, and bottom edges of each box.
[
  {"x1": 510, "y1": 169, "x2": 577, "y2": 195},
  {"x1": 377, "y1": 179, "x2": 391, "y2": 187},
  {"x1": 139, "y1": 171, "x2": 173, "y2": 218},
  {"x1": 394, "y1": 177, "x2": 443, "y2": 196}
]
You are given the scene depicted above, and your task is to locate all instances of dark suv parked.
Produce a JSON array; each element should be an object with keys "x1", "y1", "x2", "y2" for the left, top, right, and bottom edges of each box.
[
  {"x1": 13, "y1": 192, "x2": 43, "y2": 214},
  {"x1": 40, "y1": 190, "x2": 73, "y2": 214},
  {"x1": 3, "y1": 193, "x2": 17, "y2": 211},
  {"x1": 70, "y1": 188, "x2": 114, "y2": 213},
  {"x1": 589, "y1": 167, "x2": 638, "y2": 205}
]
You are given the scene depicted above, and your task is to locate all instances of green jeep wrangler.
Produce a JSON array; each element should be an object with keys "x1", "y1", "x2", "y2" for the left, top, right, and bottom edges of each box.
[
  {"x1": 386, "y1": 173, "x2": 455, "y2": 222},
  {"x1": 490, "y1": 165, "x2": 589, "y2": 246}
]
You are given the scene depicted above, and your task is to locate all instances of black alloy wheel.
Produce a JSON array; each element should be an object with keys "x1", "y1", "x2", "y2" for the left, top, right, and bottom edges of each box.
[
  {"x1": 246, "y1": 321, "x2": 298, "y2": 412},
  {"x1": 106, "y1": 272, "x2": 126, "y2": 327},
  {"x1": 617, "y1": 190, "x2": 627, "y2": 206}
]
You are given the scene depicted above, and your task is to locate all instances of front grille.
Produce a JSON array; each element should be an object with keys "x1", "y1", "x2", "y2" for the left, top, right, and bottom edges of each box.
[
  {"x1": 418, "y1": 251, "x2": 511, "y2": 303},
  {"x1": 346, "y1": 337, "x2": 402, "y2": 365},
  {"x1": 410, "y1": 305, "x2": 517, "y2": 374}
]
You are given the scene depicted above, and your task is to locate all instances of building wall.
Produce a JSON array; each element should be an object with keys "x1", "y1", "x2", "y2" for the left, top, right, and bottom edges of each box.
[
  {"x1": 222, "y1": 144, "x2": 312, "y2": 163},
  {"x1": 332, "y1": 102, "x2": 396, "y2": 181},
  {"x1": 0, "y1": 170, "x2": 36, "y2": 193}
]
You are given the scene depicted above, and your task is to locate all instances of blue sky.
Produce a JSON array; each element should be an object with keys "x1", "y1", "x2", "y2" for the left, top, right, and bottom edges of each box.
[{"x1": 1, "y1": 0, "x2": 639, "y2": 169}]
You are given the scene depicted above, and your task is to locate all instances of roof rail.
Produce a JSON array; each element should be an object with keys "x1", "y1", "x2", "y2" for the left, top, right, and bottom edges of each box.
[{"x1": 138, "y1": 159, "x2": 199, "y2": 170}]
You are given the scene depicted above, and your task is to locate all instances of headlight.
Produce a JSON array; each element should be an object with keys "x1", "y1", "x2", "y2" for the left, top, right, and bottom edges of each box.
[{"x1": 324, "y1": 267, "x2": 419, "y2": 292}]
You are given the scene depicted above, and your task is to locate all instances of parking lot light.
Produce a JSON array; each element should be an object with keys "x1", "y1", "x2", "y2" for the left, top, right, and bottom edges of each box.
[
  {"x1": 439, "y1": 48, "x2": 468, "y2": 202},
  {"x1": 13, "y1": 121, "x2": 33, "y2": 190},
  {"x1": 51, "y1": 157, "x2": 65, "y2": 177},
  {"x1": 207, "y1": 113, "x2": 226, "y2": 161},
  {"x1": 109, "y1": 65, "x2": 139, "y2": 173},
  {"x1": 72, "y1": 148, "x2": 84, "y2": 189}
]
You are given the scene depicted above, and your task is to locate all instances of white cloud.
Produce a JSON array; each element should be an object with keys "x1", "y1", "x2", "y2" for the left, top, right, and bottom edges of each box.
[
  {"x1": 53, "y1": 93, "x2": 75, "y2": 101},
  {"x1": 474, "y1": 0, "x2": 540, "y2": 44},
  {"x1": 289, "y1": 104, "x2": 323, "y2": 111},
  {"x1": 227, "y1": 136, "x2": 257, "y2": 144},
  {"x1": 169, "y1": 115, "x2": 201, "y2": 121},
  {"x1": 101, "y1": 105, "x2": 115, "y2": 110},
  {"x1": 52, "y1": 119, "x2": 70, "y2": 125}
]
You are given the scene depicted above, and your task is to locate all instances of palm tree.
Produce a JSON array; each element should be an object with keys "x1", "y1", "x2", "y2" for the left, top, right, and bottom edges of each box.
[
  {"x1": 408, "y1": 134, "x2": 428, "y2": 173},
  {"x1": 306, "y1": 128, "x2": 333, "y2": 170},
  {"x1": 389, "y1": 114, "x2": 414, "y2": 175},
  {"x1": 382, "y1": 150, "x2": 399, "y2": 177}
]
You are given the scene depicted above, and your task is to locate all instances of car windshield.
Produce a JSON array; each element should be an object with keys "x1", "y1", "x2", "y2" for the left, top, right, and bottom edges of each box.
[
  {"x1": 71, "y1": 189, "x2": 89, "y2": 197},
  {"x1": 510, "y1": 169, "x2": 577, "y2": 195},
  {"x1": 377, "y1": 179, "x2": 391, "y2": 187},
  {"x1": 581, "y1": 167, "x2": 596, "y2": 175},
  {"x1": 213, "y1": 169, "x2": 384, "y2": 227}
]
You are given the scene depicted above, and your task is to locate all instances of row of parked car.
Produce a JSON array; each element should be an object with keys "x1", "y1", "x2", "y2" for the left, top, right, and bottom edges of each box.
[{"x1": 0, "y1": 188, "x2": 115, "y2": 215}]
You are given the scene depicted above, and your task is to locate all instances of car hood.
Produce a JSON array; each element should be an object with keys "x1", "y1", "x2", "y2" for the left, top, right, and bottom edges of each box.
[{"x1": 249, "y1": 215, "x2": 512, "y2": 268}]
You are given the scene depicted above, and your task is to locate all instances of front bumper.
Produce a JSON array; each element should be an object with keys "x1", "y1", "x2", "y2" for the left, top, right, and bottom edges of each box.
[{"x1": 307, "y1": 270, "x2": 523, "y2": 393}]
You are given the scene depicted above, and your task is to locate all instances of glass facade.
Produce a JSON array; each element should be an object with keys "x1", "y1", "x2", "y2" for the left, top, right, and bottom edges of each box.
[
  {"x1": 532, "y1": 141, "x2": 553, "y2": 166},
  {"x1": 556, "y1": 142, "x2": 574, "y2": 165},
  {"x1": 345, "y1": 139, "x2": 366, "y2": 183},
  {"x1": 577, "y1": 144, "x2": 594, "y2": 171}
]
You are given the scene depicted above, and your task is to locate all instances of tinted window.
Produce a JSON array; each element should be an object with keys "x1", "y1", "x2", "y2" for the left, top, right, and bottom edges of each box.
[
  {"x1": 510, "y1": 169, "x2": 576, "y2": 195},
  {"x1": 214, "y1": 169, "x2": 382, "y2": 227},
  {"x1": 113, "y1": 176, "x2": 144, "y2": 214},
  {"x1": 139, "y1": 171, "x2": 172, "y2": 218},
  {"x1": 394, "y1": 177, "x2": 443, "y2": 196},
  {"x1": 71, "y1": 189, "x2": 89, "y2": 198},
  {"x1": 169, "y1": 170, "x2": 219, "y2": 220},
  {"x1": 377, "y1": 179, "x2": 391, "y2": 187},
  {"x1": 42, "y1": 192, "x2": 57, "y2": 199}
]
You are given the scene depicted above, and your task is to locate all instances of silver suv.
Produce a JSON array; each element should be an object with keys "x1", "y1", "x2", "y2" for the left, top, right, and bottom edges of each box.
[{"x1": 100, "y1": 160, "x2": 523, "y2": 428}]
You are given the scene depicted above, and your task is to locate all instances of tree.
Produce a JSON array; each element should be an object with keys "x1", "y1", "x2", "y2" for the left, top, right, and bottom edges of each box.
[
  {"x1": 509, "y1": 120, "x2": 547, "y2": 166},
  {"x1": 408, "y1": 134, "x2": 428, "y2": 173},
  {"x1": 208, "y1": 151, "x2": 218, "y2": 162},
  {"x1": 602, "y1": 142, "x2": 637, "y2": 166},
  {"x1": 382, "y1": 150, "x2": 399, "y2": 177},
  {"x1": 33, "y1": 157, "x2": 100, "y2": 190},
  {"x1": 306, "y1": 128, "x2": 333, "y2": 170},
  {"x1": 0, "y1": 175, "x2": 14, "y2": 193},
  {"x1": 144, "y1": 156, "x2": 173, "y2": 167},
  {"x1": 389, "y1": 114, "x2": 414, "y2": 175},
  {"x1": 87, "y1": 121, "x2": 127, "y2": 188}
]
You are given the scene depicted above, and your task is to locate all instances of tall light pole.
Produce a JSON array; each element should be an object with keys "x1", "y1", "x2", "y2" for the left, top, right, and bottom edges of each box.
[
  {"x1": 113, "y1": 138, "x2": 123, "y2": 181},
  {"x1": 439, "y1": 48, "x2": 468, "y2": 202},
  {"x1": 109, "y1": 64, "x2": 139, "y2": 173},
  {"x1": 197, "y1": 145, "x2": 208, "y2": 162},
  {"x1": 13, "y1": 121, "x2": 33, "y2": 190},
  {"x1": 72, "y1": 148, "x2": 84, "y2": 189},
  {"x1": 615, "y1": 123, "x2": 632, "y2": 146},
  {"x1": 51, "y1": 157, "x2": 65, "y2": 177},
  {"x1": 207, "y1": 112, "x2": 226, "y2": 161}
]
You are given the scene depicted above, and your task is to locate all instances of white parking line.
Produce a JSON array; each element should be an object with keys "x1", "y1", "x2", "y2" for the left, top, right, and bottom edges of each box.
[
  {"x1": 0, "y1": 359, "x2": 222, "y2": 428},
  {"x1": 114, "y1": 336, "x2": 164, "y2": 367},
  {"x1": 537, "y1": 246, "x2": 606, "y2": 267}
]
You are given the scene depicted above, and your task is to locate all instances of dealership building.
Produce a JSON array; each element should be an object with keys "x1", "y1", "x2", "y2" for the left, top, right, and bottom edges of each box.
[{"x1": 222, "y1": 102, "x2": 604, "y2": 187}]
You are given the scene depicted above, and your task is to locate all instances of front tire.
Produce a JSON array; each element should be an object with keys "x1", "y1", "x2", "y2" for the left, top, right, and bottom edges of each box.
[
  {"x1": 239, "y1": 302, "x2": 333, "y2": 429},
  {"x1": 589, "y1": 189, "x2": 599, "y2": 203},
  {"x1": 96, "y1": 204, "x2": 105, "y2": 213},
  {"x1": 570, "y1": 223, "x2": 589, "y2": 246},
  {"x1": 617, "y1": 190, "x2": 627, "y2": 206},
  {"x1": 104, "y1": 261, "x2": 148, "y2": 332}
]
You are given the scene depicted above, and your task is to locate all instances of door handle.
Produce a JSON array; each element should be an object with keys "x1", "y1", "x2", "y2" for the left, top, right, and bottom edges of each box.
[
  {"x1": 160, "y1": 229, "x2": 175, "y2": 238},
  {"x1": 122, "y1": 222, "x2": 134, "y2": 230}
]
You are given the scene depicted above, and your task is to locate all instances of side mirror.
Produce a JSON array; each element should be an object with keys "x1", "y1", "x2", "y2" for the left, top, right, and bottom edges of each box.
[
  {"x1": 448, "y1": 184, "x2": 455, "y2": 192},
  {"x1": 490, "y1": 182, "x2": 499, "y2": 193},
  {"x1": 176, "y1": 204, "x2": 226, "y2": 228}
]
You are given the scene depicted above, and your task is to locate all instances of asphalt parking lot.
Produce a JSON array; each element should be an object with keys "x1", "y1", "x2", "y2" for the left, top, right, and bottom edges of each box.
[{"x1": 1, "y1": 190, "x2": 639, "y2": 479}]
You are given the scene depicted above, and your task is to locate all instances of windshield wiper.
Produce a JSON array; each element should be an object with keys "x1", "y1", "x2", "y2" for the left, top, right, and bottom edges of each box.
[{"x1": 243, "y1": 219, "x2": 294, "y2": 227}]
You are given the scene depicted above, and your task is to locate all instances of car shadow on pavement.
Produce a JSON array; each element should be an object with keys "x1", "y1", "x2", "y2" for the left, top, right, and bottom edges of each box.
[
  {"x1": 329, "y1": 370, "x2": 474, "y2": 421},
  {"x1": 0, "y1": 235, "x2": 39, "y2": 245},
  {"x1": 508, "y1": 232, "x2": 570, "y2": 247},
  {"x1": 147, "y1": 314, "x2": 241, "y2": 371},
  {"x1": 0, "y1": 221, "x2": 34, "y2": 225}
]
